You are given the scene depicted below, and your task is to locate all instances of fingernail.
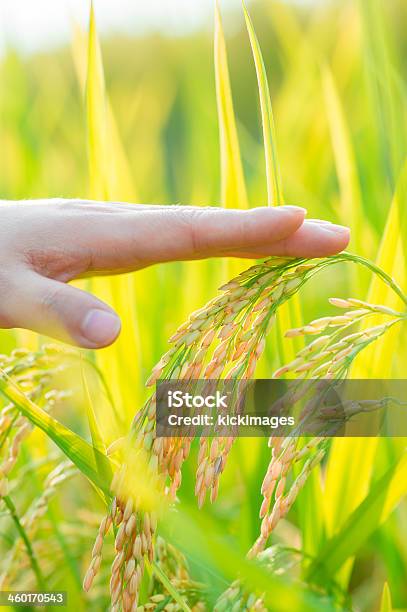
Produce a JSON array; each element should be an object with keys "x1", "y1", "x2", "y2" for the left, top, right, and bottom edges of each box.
[
  {"x1": 81, "y1": 310, "x2": 121, "y2": 346},
  {"x1": 306, "y1": 220, "x2": 349, "y2": 234},
  {"x1": 321, "y1": 223, "x2": 350, "y2": 234},
  {"x1": 280, "y1": 205, "x2": 307, "y2": 214},
  {"x1": 307, "y1": 218, "x2": 333, "y2": 225}
]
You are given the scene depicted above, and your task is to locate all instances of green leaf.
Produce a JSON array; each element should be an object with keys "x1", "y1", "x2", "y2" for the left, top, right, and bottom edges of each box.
[
  {"x1": 296, "y1": 464, "x2": 325, "y2": 559},
  {"x1": 150, "y1": 561, "x2": 191, "y2": 612},
  {"x1": 308, "y1": 452, "x2": 407, "y2": 583},
  {"x1": 214, "y1": 2, "x2": 248, "y2": 209},
  {"x1": 359, "y1": 0, "x2": 406, "y2": 191},
  {"x1": 243, "y1": 1, "x2": 303, "y2": 363},
  {"x1": 72, "y1": 17, "x2": 137, "y2": 202},
  {"x1": 351, "y1": 161, "x2": 407, "y2": 378},
  {"x1": 243, "y1": 1, "x2": 283, "y2": 207},
  {"x1": 323, "y1": 166, "x2": 407, "y2": 585},
  {"x1": 85, "y1": 2, "x2": 109, "y2": 200},
  {"x1": 322, "y1": 65, "x2": 368, "y2": 257},
  {"x1": 370, "y1": 162, "x2": 407, "y2": 295},
  {"x1": 3, "y1": 496, "x2": 46, "y2": 590},
  {"x1": 323, "y1": 439, "x2": 377, "y2": 538},
  {"x1": 162, "y1": 503, "x2": 337, "y2": 612},
  {"x1": 0, "y1": 369, "x2": 113, "y2": 498},
  {"x1": 80, "y1": 358, "x2": 112, "y2": 507},
  {"x1": 77, "y1": 4, "x2": 143, "y2": 427},
  {"x1": 80, "y1": 358, "x2": 105, "y2": 455},
  {"x1": 380, "y1": 582, "x2": 392, "y2": 612}
]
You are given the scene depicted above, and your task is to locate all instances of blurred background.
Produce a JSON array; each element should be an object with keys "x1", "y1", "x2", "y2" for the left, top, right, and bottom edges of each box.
[
  {"x1": 0, "y1": 0, "x2": 317, "y2": 53},
  {"x1": 0, "y1": 1, "x2": 406, "y2": 610},
  {"x1": 1, "y1": 0, "x2": 406, "y2": 380}
]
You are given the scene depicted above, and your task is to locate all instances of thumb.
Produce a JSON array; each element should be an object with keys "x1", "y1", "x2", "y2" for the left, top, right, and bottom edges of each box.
[{"x1": 7, "y1": 272, "x2": 121, "y2": 348}]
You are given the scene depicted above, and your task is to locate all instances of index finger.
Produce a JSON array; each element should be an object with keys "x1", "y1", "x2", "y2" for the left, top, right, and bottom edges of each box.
[{"x1": 67, "y1": 203, "x2": 308, "y2": 274}]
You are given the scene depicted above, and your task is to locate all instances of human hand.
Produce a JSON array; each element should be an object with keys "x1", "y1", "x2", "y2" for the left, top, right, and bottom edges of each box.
[{"x1": 0, "y1": 199, "x2": 349, "y2": 348}]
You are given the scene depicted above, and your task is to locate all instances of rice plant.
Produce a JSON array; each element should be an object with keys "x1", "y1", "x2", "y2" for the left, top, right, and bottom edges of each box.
[
  {"x1": 0, "y1": 0, "x2": 406, "y2": 610},
  {"x1": 0, "y1": 249, "x2": 406, "y2": 610},
  {"x1": 81, "y1": 252, "x2": 406, "y2": 610}
]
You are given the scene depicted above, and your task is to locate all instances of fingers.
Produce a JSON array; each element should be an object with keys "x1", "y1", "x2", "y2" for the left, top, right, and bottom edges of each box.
[
  {"x1": 268, "y1": 220, "x2": 350, "y2": 257},
  {"x1": 69, "y1": 204, "x2": 307, "y2": 273},
  {"x1": 4, "y1": 271, "x2": 121, "y2": 349},
  {"x1": 0, "y1": 203, "x2": 349, "y2": 349},
  {"x1": 228, "y1": 220, "x2": 350, "y2": 258},
  {"x1": 19, "y1": 201, "x2": 349, "y2": 278}
]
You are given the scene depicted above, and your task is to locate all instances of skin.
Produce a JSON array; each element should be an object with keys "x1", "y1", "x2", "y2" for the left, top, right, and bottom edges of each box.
[{"x1": 0, "y1": 199, "x2": 350, "y2": 348}]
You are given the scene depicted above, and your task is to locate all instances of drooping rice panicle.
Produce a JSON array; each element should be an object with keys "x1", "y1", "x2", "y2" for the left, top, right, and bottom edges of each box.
[
  {"x1": 0, "y1": 461, "x2": 77, "y2": 591},
  {"x1": 249, "y1": 294, "x2": 406, "y2": 557},
  {"x1": 0, "y1": 349, "x2": 74, "y2": 503},
  {"x1": 214, "y1": 577, "x2": 268, "y2": 611},
  {"x1": 133, "y1": 536, "x2": 205, "y2": 611},
  {"x1": 89, "y1": 252, "x2": 407, "y2": 608},
  {"x1": 1, "y1": 254, "x2": 404, "y2": 609}
]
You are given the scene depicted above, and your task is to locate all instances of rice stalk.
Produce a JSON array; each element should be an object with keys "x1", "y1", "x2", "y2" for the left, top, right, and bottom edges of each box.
[
  {"x1": 249, "y1": 294, "x2": 406, "y2": 558},
  {"x1": 0, "y1": 250, "x2": 404, "y2": 607},
  {"x1": 137, "y1": 537, "x2": 205, "y2": 611},
  {"x1": 0, "y1": 347, "x2": 115, "y2": 497},
  {"x1": 2, "y1": 495, "x2": 46, "y2": 589},
  {"x1": 0, "y1": 461, "x2": 76, "y2": 590},
  {"x1": 214, "y1": 545, "x2": 325, "y2": 611},
  {"x1": 0, "y1": 253, "x2": 404, "y2": 608},
  {"x1": 0, "y1": 350, "x2": 72, "y2": 502},
  {"x1": 22, "y1": 460, "x2": 76, "y2": 535},
  {"x1": 85, "y1": 252, "x2": 406, "y2": 609}
]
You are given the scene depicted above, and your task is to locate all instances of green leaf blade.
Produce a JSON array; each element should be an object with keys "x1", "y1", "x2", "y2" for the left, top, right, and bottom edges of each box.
[
  {"x1": 215, "y1": 2, "x2": 248, "y2": 210},
  {"x1": 0, "y1": 371, "x2": 113, "y2": 498},
  {"x1": 243, "y1": 2, "x2": 283, "y2": 207},
  {"x1": 309, "y1": 452, "x2": 407, "y2": 583}
]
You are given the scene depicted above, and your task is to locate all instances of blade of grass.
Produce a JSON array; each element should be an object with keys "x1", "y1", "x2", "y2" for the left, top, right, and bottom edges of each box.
[
  {"x1": 82, "y1": 356, "x2": 124, "y2": 430},
  {"x1": 72, "y1": 22, "x2": 137, "y2": 202},
  {"x1": 308, "y1": 452, "x2": 407, "y2": 583},
  {"x1": 0, "y1": 369, "x2": 113, "y2": 498},
  {"x1": 214, "y1": 2, "x2": 251, "y2": 282},
  {"x1": 215, "y1": 2, "x2": 248, "y2": 210},
  {"x1": 296, "y1": 463, "x2": 325, "y2": 559},
  {"x1": 375, "y1": 521, "x2": 407, "y2": 607},
  {"x1": 352, "y1": 160, "x2": 407, "y2": 378},
  {"x1": 80, "y1": 357, "x2": 112, "y2": 507},
  {"x1": 150, "y1": 561, "x2": 192, "y2": 612},
  {"x1": 380, "y1": 582, "x2": 392, "y2": 612},
  {"x1": 82, "y1": 3, "x2": 143, "y2": 427},
  {"x1": 323, "y1": 438, "x2": 377, "y2": 536},
  {"x1": 243, "y1": 1, "x2": 303, "y2": 363},
  {"x1": 323, "y1": 163, "x2": 407, "y2": 585},
  {"x1": 3, "y1": 496, "x2": 46, "y2": 590},
  {"x1": 243, "y1": 2, "x2": 283, "y2": 206},
  {"x1": 322, "y1": 65, "x2": 368, "y2": 258},
  {"x1": 19, "y1": 449, "x2": 83, "y2": 591},
  {"x1": 80, "y1": 358, "x2": 105, "y2": 456},
  {"x1": 85, "y1": 3, "x2": 109, "y2": 201},
  {"x1": 359, "y1": 0, "x2": 406, "y2": 192},
  {"x1": 161, "y1": 503, "x2": 337, "y2": 612}
]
